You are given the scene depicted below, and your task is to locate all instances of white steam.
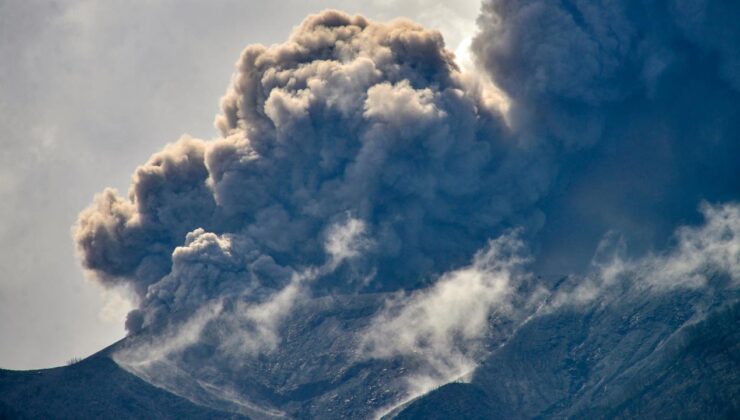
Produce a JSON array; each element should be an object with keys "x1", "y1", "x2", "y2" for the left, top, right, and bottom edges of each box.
[
  {"x1": 550, "y1": 202, "x2": 740, "y2": 309},
  {"x1": 360, "y1": 231, "x2": 530, "y2": 399}
]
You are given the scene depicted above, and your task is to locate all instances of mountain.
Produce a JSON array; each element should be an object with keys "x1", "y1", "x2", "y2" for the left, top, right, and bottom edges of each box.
[
  {"x1": 1, "y1": 281, "x2": 738, "y2": 419},
  {"x1": 393, "y1": 283, "x2": 740, "y2": 419},
  {"x1": 389, "y1": 383, "x2": 495, "y2": 419},
  {"x1": 0, "y1": 344, "x2": 246, "y2": 419}
]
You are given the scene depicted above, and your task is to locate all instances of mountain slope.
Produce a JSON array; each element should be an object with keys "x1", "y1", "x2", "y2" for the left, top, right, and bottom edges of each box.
[
  {"x1": 391, "y1": 383, "x2": 497, "y2": 420},
  {"x1": 2, "y1": 285, "x2": 738, "y2": 419},
  {"x1": 394, "y1": 286, "x2": 740, "y2": 419},
  {"x1": 585, "y1": 300, "x2": 740, "y2": 418},
  {"x1": 0, "y1": 345, "x2": 246, "y2": 419}
]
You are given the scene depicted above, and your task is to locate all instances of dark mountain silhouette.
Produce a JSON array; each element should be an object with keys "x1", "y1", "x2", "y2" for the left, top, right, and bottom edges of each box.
[{"x1": 0, "y1": 344, "x2": 246, "y2": 419}]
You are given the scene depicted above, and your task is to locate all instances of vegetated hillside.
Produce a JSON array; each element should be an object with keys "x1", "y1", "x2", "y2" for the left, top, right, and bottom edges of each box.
[
  {"x1": 0, "y1": 345, "x2": 246, "y2": 419},
  {"x1": 395, "y1": 283, "x2": 740, "y2": 419}
]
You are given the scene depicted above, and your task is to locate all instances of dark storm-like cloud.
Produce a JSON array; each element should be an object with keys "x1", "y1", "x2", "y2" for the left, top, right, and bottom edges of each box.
[
  {"x1": 474, "y1": 0, "x2": 740, "y2": 136},
  {"x1": 473, "y1": 0, "x2": 740, "y2": 273}
]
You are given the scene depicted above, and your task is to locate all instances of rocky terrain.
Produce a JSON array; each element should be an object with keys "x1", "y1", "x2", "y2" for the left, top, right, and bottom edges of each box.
[{"x1": 3, "y1": 275, "x2": 737, "y2": 419}]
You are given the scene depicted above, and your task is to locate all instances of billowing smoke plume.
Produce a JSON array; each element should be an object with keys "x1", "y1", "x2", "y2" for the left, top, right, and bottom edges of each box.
[
  {"x1": 71, "y1": 3, "x2": 740, "y2": 417},
  {"x1": 75, "y1": 11, "x2": 552, "y2": 335}
]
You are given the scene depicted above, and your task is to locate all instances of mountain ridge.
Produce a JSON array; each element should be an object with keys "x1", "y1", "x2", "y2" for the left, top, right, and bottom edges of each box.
[
  {"x1": 0, "y1": 342, "x2": 247, "y2": 419},
  {"x1": 2, "y1": 282, "x2": 738, "y2": 419}
]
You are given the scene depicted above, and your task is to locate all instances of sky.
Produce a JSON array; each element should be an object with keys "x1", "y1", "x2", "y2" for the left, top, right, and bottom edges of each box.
[{"x1": 0, "y1": 0, "x2": 480, "y2": 369}]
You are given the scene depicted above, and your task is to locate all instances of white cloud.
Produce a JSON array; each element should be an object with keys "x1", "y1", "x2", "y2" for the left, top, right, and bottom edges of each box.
[
  {"x1": 325, "y1": 215, "x2": 371, "y2": 267},
  {"x1": 360, "y1": 230, "x2": 529, "y2": 399},
  {"x1": 550, "y1": 202, "x2": 740, "y2": 309}
]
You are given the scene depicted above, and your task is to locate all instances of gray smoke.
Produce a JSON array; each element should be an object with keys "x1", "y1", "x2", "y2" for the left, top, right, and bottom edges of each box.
[
  {"x1": 473, "y1": 0, "x2": 740, "y2": 273},
  {"x1": 74, "y1": 10, "x2": 551, "y2": 334}
]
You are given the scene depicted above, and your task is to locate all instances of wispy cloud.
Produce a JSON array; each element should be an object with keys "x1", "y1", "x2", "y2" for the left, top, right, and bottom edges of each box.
[
  {"x1": 360, "y1": 231, "x2": 530, "y2": 398},
  {"x1": 549, "y1": 202, "x2": 740, "y2": 309}
]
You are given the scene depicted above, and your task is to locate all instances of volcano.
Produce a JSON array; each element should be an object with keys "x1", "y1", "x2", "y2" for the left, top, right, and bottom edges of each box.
[
  {"x1": 2, "y1": 1, "x2": 740, "y2": 418},
  {"x1": 2, "y1": 274, "x2": 738, "y2": 419}
]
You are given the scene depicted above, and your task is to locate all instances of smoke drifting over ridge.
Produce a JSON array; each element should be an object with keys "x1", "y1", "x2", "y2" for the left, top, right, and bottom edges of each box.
[{"x1": 71, "y1": 2, "x2": 740, "y2": 416}]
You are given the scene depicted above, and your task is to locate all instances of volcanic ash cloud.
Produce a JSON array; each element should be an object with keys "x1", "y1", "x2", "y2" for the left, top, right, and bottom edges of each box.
[{"x1": 74, "y1": 10, "x2": 548, "y2": 335}]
